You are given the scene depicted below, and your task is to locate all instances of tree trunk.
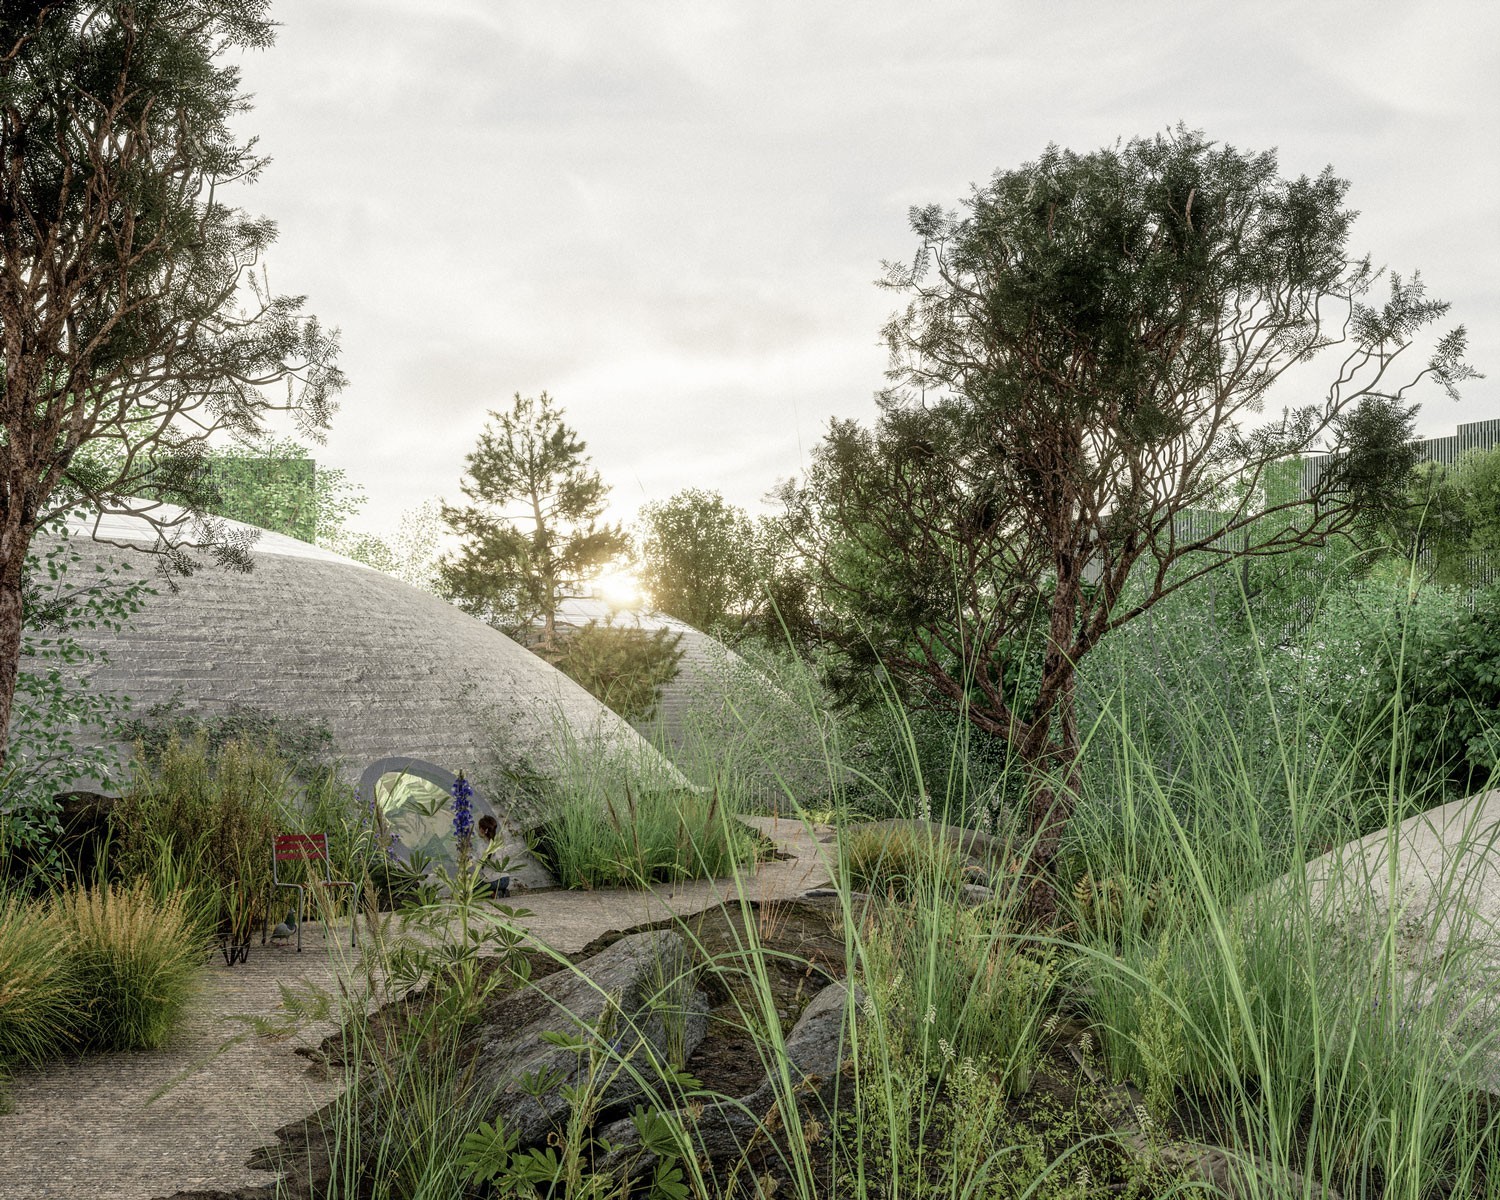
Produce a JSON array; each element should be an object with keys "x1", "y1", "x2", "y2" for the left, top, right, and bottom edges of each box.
[
  {"x1": 0, "y1": 521, "x2": 31, "y2": 776},
  {"x1": 1019, "y1": 560, "x2": 1087, "y2": 924},
  {"x1": 530, "y1": 487, "x2": 557, "y2": 652},
  {"x1": 1020, "y1": 734, "x2": 1083, "y2": 925}
]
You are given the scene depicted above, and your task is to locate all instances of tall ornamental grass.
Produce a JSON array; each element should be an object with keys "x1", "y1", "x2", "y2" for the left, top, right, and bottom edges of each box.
[
  {"x1": 111, "y1": 735, "x2": 295, "y2": 940},
  {"x1": 1066, "y1": 571, "x2": 1500, "y2": 1198},
  {"x1": 540, "y1": 783, "x2": 754, "y2": 889},
  {"x1": 0, "y1": 884, "x2": 202, "y2": 1072},
  {"x1": 0, "y1": 897, "x2": 78, "y2": 1067},
  {"x1": 296, "y1": 564, "x2": 1500, "y2": 1198},
  {"x1": 50, "y1": 882, "x2": 202, "y2": 1051}
]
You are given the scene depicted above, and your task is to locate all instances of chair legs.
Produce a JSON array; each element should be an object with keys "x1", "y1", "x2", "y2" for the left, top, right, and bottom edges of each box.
[
  {"x1": 274, "y1": 880, "x2": 359, "y2": 952},
  {"x1": 273, "y1": 883, "x2": 306, "y2": 952}
]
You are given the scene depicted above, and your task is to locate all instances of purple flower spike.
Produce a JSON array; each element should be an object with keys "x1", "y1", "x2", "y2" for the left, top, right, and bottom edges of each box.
[{"x1": 452, "y1": 770, "x2": 474, "y2": 863}]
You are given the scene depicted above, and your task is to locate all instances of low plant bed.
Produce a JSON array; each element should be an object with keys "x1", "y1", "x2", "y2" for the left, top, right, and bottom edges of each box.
[{"x1": 530, "y1": 787, "x2": 762, "y2": 890}]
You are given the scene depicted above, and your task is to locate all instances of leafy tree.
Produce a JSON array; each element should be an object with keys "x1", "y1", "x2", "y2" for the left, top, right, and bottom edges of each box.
[
  {"x1": 0, "y1": 3, "x2": 344, "y2": 769},
  {"x1": 201, "y1": 436, "x2": 364, "y2": 546},
  {"x1": 329, "y1": 499, "x2": 445, "y2": 593},
  {"x1": 638, "y1": 489, "x2": 761, "y2": 630},
  {"x1": 441, "y1": 392, "x2": 628, "y2": 647},
  {"x1": 783, "y1": 128, "x2": 1474, "y2": 914},
  {"x1": 540, "y1": 620, "x2": 684, "y2": 722}
]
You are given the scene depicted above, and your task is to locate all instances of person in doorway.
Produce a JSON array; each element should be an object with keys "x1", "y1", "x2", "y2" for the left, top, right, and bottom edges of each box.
[{"x1": 475, "y1": 813, "x2": 512, "y2": 899}]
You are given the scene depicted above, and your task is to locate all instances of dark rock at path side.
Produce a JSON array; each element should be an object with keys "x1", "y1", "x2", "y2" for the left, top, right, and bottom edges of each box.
[
  {"x1": 459, "y1": 929, "x2": 710, "y2": 1146},
  {"x1": 227, "y1": 930, "x2": 709, "y2": 1200},
  {"x1": 596, "y1": 979, "x2": 860, "y2": 1178}
]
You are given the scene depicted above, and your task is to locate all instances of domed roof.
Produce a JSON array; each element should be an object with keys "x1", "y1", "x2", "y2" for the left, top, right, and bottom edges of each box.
[
  {"x1": 550, "y1": 596, "x2": 759, "y2": 753},
  {"x1": 44, "y1": 507, "x2": 685, "y2": 801},
  {"x1": 549, "y1": 596, "x2": 828, "y2": 805}
]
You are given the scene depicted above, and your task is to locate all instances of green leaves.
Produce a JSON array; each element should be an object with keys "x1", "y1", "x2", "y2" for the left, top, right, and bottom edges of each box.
[
  {"x1": 638, "y1": 488, "x2": 764, "y2": 630},
  {"x1": 541, "y1": 620, "x2": 684, "y2": 722},
  {"x1": 440, "y1": 391, "x2": 629, "y2": 641},
  {"x1": 456, "y1": 1118, "x2": 520, "y2": 1185},
  {"x1": 0, "y1": 0, "x2": 344, "y2": 776},
  {"x1": 3, "y1": 518, "x2": 148, "y2": 859}
]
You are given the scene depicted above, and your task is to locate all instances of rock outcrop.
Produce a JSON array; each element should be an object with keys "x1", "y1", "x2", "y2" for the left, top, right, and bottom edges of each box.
[
  {"x1": 460, "y1": 929, "x2": 710, "y2": 1144},
  {"x1": 595, "y1": 979, "x2": 859, "y2": 1177}
]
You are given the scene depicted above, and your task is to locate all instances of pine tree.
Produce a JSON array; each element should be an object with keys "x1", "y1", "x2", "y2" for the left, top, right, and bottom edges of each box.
[{"x1": 441, "y1": 392, "x2": 628, "y2": 647}]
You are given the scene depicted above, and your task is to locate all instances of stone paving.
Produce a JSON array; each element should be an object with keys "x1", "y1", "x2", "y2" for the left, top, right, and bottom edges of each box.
[{"x1": 0, "y1": 817, "x2": 834, "y2": 1200}]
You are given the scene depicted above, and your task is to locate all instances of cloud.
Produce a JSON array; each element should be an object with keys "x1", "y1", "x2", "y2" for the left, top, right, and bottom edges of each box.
[{"x1": 230, "y1": 0, "x2": 1498, "y2": 535}]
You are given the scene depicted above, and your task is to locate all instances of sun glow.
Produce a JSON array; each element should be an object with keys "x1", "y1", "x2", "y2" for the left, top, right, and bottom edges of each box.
[{"x1": 594, "y1": 567, "x2": 645, "y2": 610}]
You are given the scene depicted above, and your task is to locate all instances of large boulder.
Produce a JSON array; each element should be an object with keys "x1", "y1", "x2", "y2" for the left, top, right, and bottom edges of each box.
[
  {"x1": 459, "y1": 929, "x2": 709, "y2": 1145},
  {"x1": 595, "y1": 979, "x2": 859, "y2": 1177}
]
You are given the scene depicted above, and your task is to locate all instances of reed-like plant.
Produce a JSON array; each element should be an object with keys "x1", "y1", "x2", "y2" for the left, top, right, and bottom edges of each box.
[
  {"x1": 1067, "y1": 566, "x2": 1500, "y2": 1198},
  {"x1": 50, "y1": 882, "x2": 202, "y2": 1051},
  {"x1": 0, "y1": 896, "x2": 79, "y2": 1066},
  {"x1": 111, "y1": 734, "x2": 290, "y2": 942},
  {"x1": 540, "y1": 782, "x2": 755, "y2": 890}
]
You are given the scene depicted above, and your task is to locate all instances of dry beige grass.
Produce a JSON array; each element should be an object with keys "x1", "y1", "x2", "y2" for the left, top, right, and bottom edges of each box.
[{"x1": 50, "y1": 882, "x2": 202, "y2": 1051}]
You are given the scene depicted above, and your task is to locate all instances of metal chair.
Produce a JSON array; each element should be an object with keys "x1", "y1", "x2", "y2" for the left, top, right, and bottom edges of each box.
[{"x1": 273, "y1": 833, "x2": 357, "y2": 951}]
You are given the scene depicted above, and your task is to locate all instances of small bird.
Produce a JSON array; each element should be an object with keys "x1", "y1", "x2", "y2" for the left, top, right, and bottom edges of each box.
[{"x1": 270, "y1": 910, "x2": 298, "y2": 944}]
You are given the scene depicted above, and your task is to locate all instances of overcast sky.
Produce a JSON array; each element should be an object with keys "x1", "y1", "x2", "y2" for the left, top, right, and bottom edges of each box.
[{"x1": 230, "y1": 0, "x2": 1500, "y2": 538}]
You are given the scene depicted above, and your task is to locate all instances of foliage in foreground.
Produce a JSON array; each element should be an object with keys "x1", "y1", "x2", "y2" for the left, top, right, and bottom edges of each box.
[
  {"x1": 0, "y1": 884, "x2": 201, "y2": 1069},
  {"x1": 537, "y1": 784, "x2": 754, "y2": 890},
  {"x1": 49, "y1": 883, "x2": 202, "y2": 1052}
]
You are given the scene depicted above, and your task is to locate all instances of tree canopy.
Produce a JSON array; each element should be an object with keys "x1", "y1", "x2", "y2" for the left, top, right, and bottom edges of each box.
[
  {"x1": 783, "y1": 127, "x2": 1475, "y2": 912},
  {"x1": 0, "y1": 2, "x2": 343, "y2": 769},
  {"x1": 441, "y1": 392, "x2": 628, "y2": 647},
  {"x1": 638, "y1": 488, "x2": 762, "y2": 630}
]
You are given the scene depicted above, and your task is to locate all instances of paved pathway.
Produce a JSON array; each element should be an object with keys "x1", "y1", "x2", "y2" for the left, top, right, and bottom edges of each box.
[{"x1": 0, "y1": 817, "x2": 834, "y2": 1200}]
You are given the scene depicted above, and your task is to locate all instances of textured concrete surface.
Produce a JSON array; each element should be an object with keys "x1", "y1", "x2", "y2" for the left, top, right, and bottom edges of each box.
[
  {"x1": 38, "y1": 507, "x2": 686, "y2": 799},
  {"x1": 1298, "y1": 787, "x2": 1500, "y2": 1092},
  {"x1": 0, "y1": 817, "x2": 834, "y2": 1200}
]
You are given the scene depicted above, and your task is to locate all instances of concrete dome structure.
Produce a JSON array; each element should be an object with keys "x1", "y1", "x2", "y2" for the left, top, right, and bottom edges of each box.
[
  {"x1": 550, "y1": 596, "x2": 832, "y2": 805},
  {"x1": 550, "y1": 596, "x2": 751, "y2": 757},
  {"x1": 41, "y1": 508, "x2": 685, "y2": 808}
]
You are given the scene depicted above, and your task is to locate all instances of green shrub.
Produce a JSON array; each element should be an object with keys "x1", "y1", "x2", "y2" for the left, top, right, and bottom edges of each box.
[
  {"x1": 51, "y1": 883, "x2": 201, "y2": 1051},
  {"x1": 538, "y1": 619, "x2": 684, "y2": 722},
  {"x1": 839, "y1": 693, "x2": 1022, "y2": 827},
  {"x1": 0, "y1": 897, "x2": 78, "y2": 1066},
  {"x1": 1069, "y1": 642, "x2": 1500, "y2": 1197},
  {"x1": 110, "y1": 735, "x2": 288, "y2": 943},
  {"x1": 860, "y1": 891, "x2": 1057, "y2": 1098},
  {"x1": 538, "y1": 785, "x2": 753, "y2": 889},
  {"x1": 1345, "y1": 581, "x2": 1500, "y2": 795}
]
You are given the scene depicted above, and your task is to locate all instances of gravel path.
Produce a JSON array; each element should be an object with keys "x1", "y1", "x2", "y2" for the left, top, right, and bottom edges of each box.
[{"x1": 0, "y1": 817, "x2": 834, "y2": 1200}]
